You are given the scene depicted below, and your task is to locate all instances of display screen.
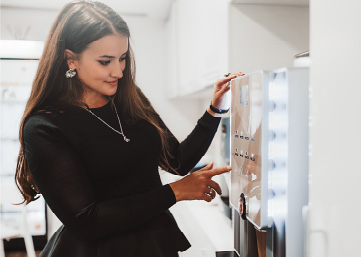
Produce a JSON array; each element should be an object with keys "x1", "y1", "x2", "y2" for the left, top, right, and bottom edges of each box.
[{"x1": 240, "y1": 85, "x2": 248, "y2": 106}]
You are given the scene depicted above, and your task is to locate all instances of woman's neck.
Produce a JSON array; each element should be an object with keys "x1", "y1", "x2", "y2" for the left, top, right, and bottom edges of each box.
[{"x1": 83, "y1": 94, "x2": 110, "y2": 108}]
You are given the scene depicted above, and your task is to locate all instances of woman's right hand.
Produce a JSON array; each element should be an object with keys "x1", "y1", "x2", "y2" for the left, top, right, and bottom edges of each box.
[{"x1": 169, "y1": 163, "x2": 232, "y2": 202}]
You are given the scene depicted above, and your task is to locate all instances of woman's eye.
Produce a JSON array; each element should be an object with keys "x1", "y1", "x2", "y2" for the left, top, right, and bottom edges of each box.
[
  {"x1": 99, "y1": 60, "x2": 111, "y2": 65},
  {"x1": 119, "y1": 57, "x2": 126, "y2": 62}
]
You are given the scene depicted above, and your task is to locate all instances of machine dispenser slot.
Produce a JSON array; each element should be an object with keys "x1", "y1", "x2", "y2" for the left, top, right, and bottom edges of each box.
[{"x1": 239, "y1": 193, "x2": 247, "y2": 220}]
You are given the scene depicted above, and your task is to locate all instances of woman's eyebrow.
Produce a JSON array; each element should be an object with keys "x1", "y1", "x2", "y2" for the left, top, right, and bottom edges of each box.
[
  {"x1": 98, "y1": 55, "x2": 115, "y2": 58},
  {"x1": 98, "y1": 51, "x2": 128, "y2": 59}
]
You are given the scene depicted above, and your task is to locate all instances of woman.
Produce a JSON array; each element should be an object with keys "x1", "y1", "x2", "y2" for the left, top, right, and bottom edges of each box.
[{"x1": 15, "y1": 1, "x2": 243, "y2": 256}]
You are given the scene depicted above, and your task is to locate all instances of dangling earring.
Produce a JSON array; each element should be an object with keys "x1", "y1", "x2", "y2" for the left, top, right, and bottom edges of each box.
[{"x1": 65, "y1": 69, "x2": 76, "y2": 78}]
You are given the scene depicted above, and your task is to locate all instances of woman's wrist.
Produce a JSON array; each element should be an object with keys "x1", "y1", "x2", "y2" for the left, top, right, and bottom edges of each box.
[
  {"x1": 169, "y1": 182, "x2": 182, "y2": 202},
  {"x1": 207, "y1": 107, "x2": 223, "y2": 117}
]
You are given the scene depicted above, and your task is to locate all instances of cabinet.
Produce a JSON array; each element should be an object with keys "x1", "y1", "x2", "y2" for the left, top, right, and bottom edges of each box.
[
  {"x1": 166, "y1": 0, "x2": 229, "y2": 97},
  {"x1": 165, "y1": 2, "x2": 178, "y2": 97},
  {"x1": 165, "y1": 0, "x2": 309, "y2": 98},
  {"x1": 197, "y1": 0, "x2": 229, "y2": 90}
]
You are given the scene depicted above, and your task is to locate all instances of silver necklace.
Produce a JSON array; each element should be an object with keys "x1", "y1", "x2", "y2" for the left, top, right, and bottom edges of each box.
[{"x1": 84, "y1": 101, "x2": 130, "y2": 142}]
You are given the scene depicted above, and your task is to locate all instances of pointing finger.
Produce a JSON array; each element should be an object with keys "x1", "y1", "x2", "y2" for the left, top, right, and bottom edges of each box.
[
  {"x1": 207, "y1": 166, "x2": 232, "y2": 177},
  {"x1": 199, "y1": 162, "x2": 213, "y2": 171}
]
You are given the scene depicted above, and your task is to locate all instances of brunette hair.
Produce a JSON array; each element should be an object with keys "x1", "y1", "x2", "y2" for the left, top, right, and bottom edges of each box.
[{"x1": 15, "y1": 0, "x2": 177, "y2": 205}]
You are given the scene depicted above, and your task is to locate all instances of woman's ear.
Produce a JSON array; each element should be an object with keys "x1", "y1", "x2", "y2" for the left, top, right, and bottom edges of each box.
[{"x1": 64, "y1": 49, "x2": 77, "y2": 69}]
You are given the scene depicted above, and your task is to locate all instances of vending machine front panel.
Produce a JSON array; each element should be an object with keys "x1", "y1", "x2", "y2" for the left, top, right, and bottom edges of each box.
[
  {"x1": 230, "y1": 71, "x2": 271, "y2": 229},
  {"x1": 229, "y1": 67, "x2": 309, "y2": 257}
]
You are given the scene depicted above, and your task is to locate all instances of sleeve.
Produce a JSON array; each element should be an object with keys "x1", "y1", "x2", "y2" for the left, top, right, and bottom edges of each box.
[
  {"x1": 160, "y1": 111, "x2": 221, "y2": 176},
  {"x1": 23, "y1": 114, "x2": 176, "y2": 242}
]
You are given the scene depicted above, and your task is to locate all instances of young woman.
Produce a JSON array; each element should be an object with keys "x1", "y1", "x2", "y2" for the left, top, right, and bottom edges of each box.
[{"x1": 15, "y1": 1, "x2": 243, "y2": 256}]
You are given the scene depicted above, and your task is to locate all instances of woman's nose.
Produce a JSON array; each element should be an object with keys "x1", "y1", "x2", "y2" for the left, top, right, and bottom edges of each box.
[{"x1": 110, "y1": 63, "x2": 123, "y2": 79}]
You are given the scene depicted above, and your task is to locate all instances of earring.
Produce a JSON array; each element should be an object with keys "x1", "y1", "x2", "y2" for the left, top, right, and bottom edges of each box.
[{"x1": 65, "y1": 69, "x2": 76, "y2": 78}]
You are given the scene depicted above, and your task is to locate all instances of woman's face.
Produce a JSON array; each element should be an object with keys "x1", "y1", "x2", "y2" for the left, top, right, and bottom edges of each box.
[{"x1": 70, "y1": 34, "x2": 129, "y2": 106}]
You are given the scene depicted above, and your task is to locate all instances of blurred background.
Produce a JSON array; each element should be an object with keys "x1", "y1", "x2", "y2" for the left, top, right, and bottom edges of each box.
[{"x1": 1, "y1": 0, "x2": 360, "y2": 256}]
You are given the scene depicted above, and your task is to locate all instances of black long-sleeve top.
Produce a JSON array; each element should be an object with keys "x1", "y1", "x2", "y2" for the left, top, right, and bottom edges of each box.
[{"x1": 23, "y1": 100, "x2": 221, "y2": 257}]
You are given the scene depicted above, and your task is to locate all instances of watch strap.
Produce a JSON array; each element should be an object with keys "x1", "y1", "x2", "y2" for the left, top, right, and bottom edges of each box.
[{"x1": 209, "y1": 102, "x2": 229, "y2": 114}]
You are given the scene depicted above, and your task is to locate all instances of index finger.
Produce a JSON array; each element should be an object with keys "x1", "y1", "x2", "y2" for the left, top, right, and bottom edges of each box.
[{"x1": 206, "y1": 166, "x2": 232, "y2": 177}]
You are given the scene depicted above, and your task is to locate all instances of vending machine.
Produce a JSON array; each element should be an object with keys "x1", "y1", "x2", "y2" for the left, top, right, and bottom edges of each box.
[{"x1": 229, "y1": 68, "x2": 309, "y2": 257}]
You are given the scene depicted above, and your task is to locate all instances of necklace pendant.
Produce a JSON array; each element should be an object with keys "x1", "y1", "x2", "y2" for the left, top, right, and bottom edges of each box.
[{"x1": 85, "y1": 100, "x2": 131, "y2": 142}]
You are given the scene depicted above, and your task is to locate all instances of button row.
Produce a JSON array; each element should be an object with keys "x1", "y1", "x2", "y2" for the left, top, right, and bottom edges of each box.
[
  {"x1": 234, "y1": 135, "x2": 255, "y2": 141},
  {"x1": 234, "y1": 151, "x2": 255, "y2": 161}
]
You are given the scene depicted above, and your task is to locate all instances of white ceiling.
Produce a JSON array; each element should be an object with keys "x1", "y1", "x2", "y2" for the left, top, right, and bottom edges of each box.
[
  {"x1": 231, "y1": 0, "x2": 309, "y2": 6},
  {"x1": 0, "y1": 0, "x2": 174, "y2": 20},
  {"x1": 0, "y1": 0, "x2": 309, "y2": 21}
]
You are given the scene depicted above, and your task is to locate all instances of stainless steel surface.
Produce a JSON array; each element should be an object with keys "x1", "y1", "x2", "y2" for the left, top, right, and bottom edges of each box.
[
  {"x1": 230, "y1": 68, "x2": 309, "y2": 257},
  {"x1": 230, "y1": 71, "x2": 271, "y2": 230}
]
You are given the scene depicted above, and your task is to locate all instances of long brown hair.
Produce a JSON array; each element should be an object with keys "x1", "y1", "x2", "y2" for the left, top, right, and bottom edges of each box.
[{"x1": 15, "y1": 1, "x2": 177, "y2": 205}]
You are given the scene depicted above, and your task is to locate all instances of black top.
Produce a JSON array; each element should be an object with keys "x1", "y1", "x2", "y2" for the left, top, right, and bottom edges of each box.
[{"x1": 23, "y1": 101, "x2": 221, "y2": 257}]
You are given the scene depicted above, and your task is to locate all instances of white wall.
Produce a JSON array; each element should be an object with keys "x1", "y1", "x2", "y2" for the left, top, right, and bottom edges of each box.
[
  {"x1": 125, "y1": 16, "x2": 203, "y2": 140},
  {"x1": 308, "y1": 0, "x2": 361, "y2": 256},
  {"x1": 1, "y1": 7, "x2": 59, "y2": 40},
  {"x1": 229, "y1": 4, "x2": 309, "y2": 73}
]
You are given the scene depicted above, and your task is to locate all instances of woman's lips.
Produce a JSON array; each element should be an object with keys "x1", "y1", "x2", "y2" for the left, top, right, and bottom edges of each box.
[{"x1": 105, "y1": 80, "x2": 118, "y2": 86}]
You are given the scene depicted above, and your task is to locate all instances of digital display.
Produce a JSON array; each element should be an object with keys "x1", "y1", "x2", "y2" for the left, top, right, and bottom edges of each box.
[{"x1": 240, "y1": 85, "x2": 248, "y2": 106}]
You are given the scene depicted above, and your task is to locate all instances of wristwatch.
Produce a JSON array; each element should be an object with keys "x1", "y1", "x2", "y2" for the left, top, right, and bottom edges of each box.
[{"x1": 209, "y1": 102, "x2": 229, "y2": 114}]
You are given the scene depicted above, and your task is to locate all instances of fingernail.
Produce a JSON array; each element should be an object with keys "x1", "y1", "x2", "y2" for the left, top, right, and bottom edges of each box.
[{"x1": 227, "y1": 165, "x2": 232, "y2": 169}]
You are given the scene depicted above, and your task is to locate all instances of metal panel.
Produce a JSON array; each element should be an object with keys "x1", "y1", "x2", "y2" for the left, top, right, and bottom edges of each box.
[
  {"x1": 230, "y1": 67, "x2": 309, "y2": 257},
  {"x1": 230, "y1": 71, "x2": 271, "y2": 229},
  {"x1": 271, "y1": 67, "x2": 309, "y2": 257}
]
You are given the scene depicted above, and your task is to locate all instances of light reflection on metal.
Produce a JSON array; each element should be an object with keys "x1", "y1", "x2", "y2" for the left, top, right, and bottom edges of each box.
[{"x1": 230, "y1": 68, "x2": 309, "y2": 257}]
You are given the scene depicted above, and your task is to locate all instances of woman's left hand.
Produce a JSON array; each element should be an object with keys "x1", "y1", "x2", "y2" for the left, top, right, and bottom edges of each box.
[{"x1": 209, "y1": 72, "x2": 244, "y2": 115}]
